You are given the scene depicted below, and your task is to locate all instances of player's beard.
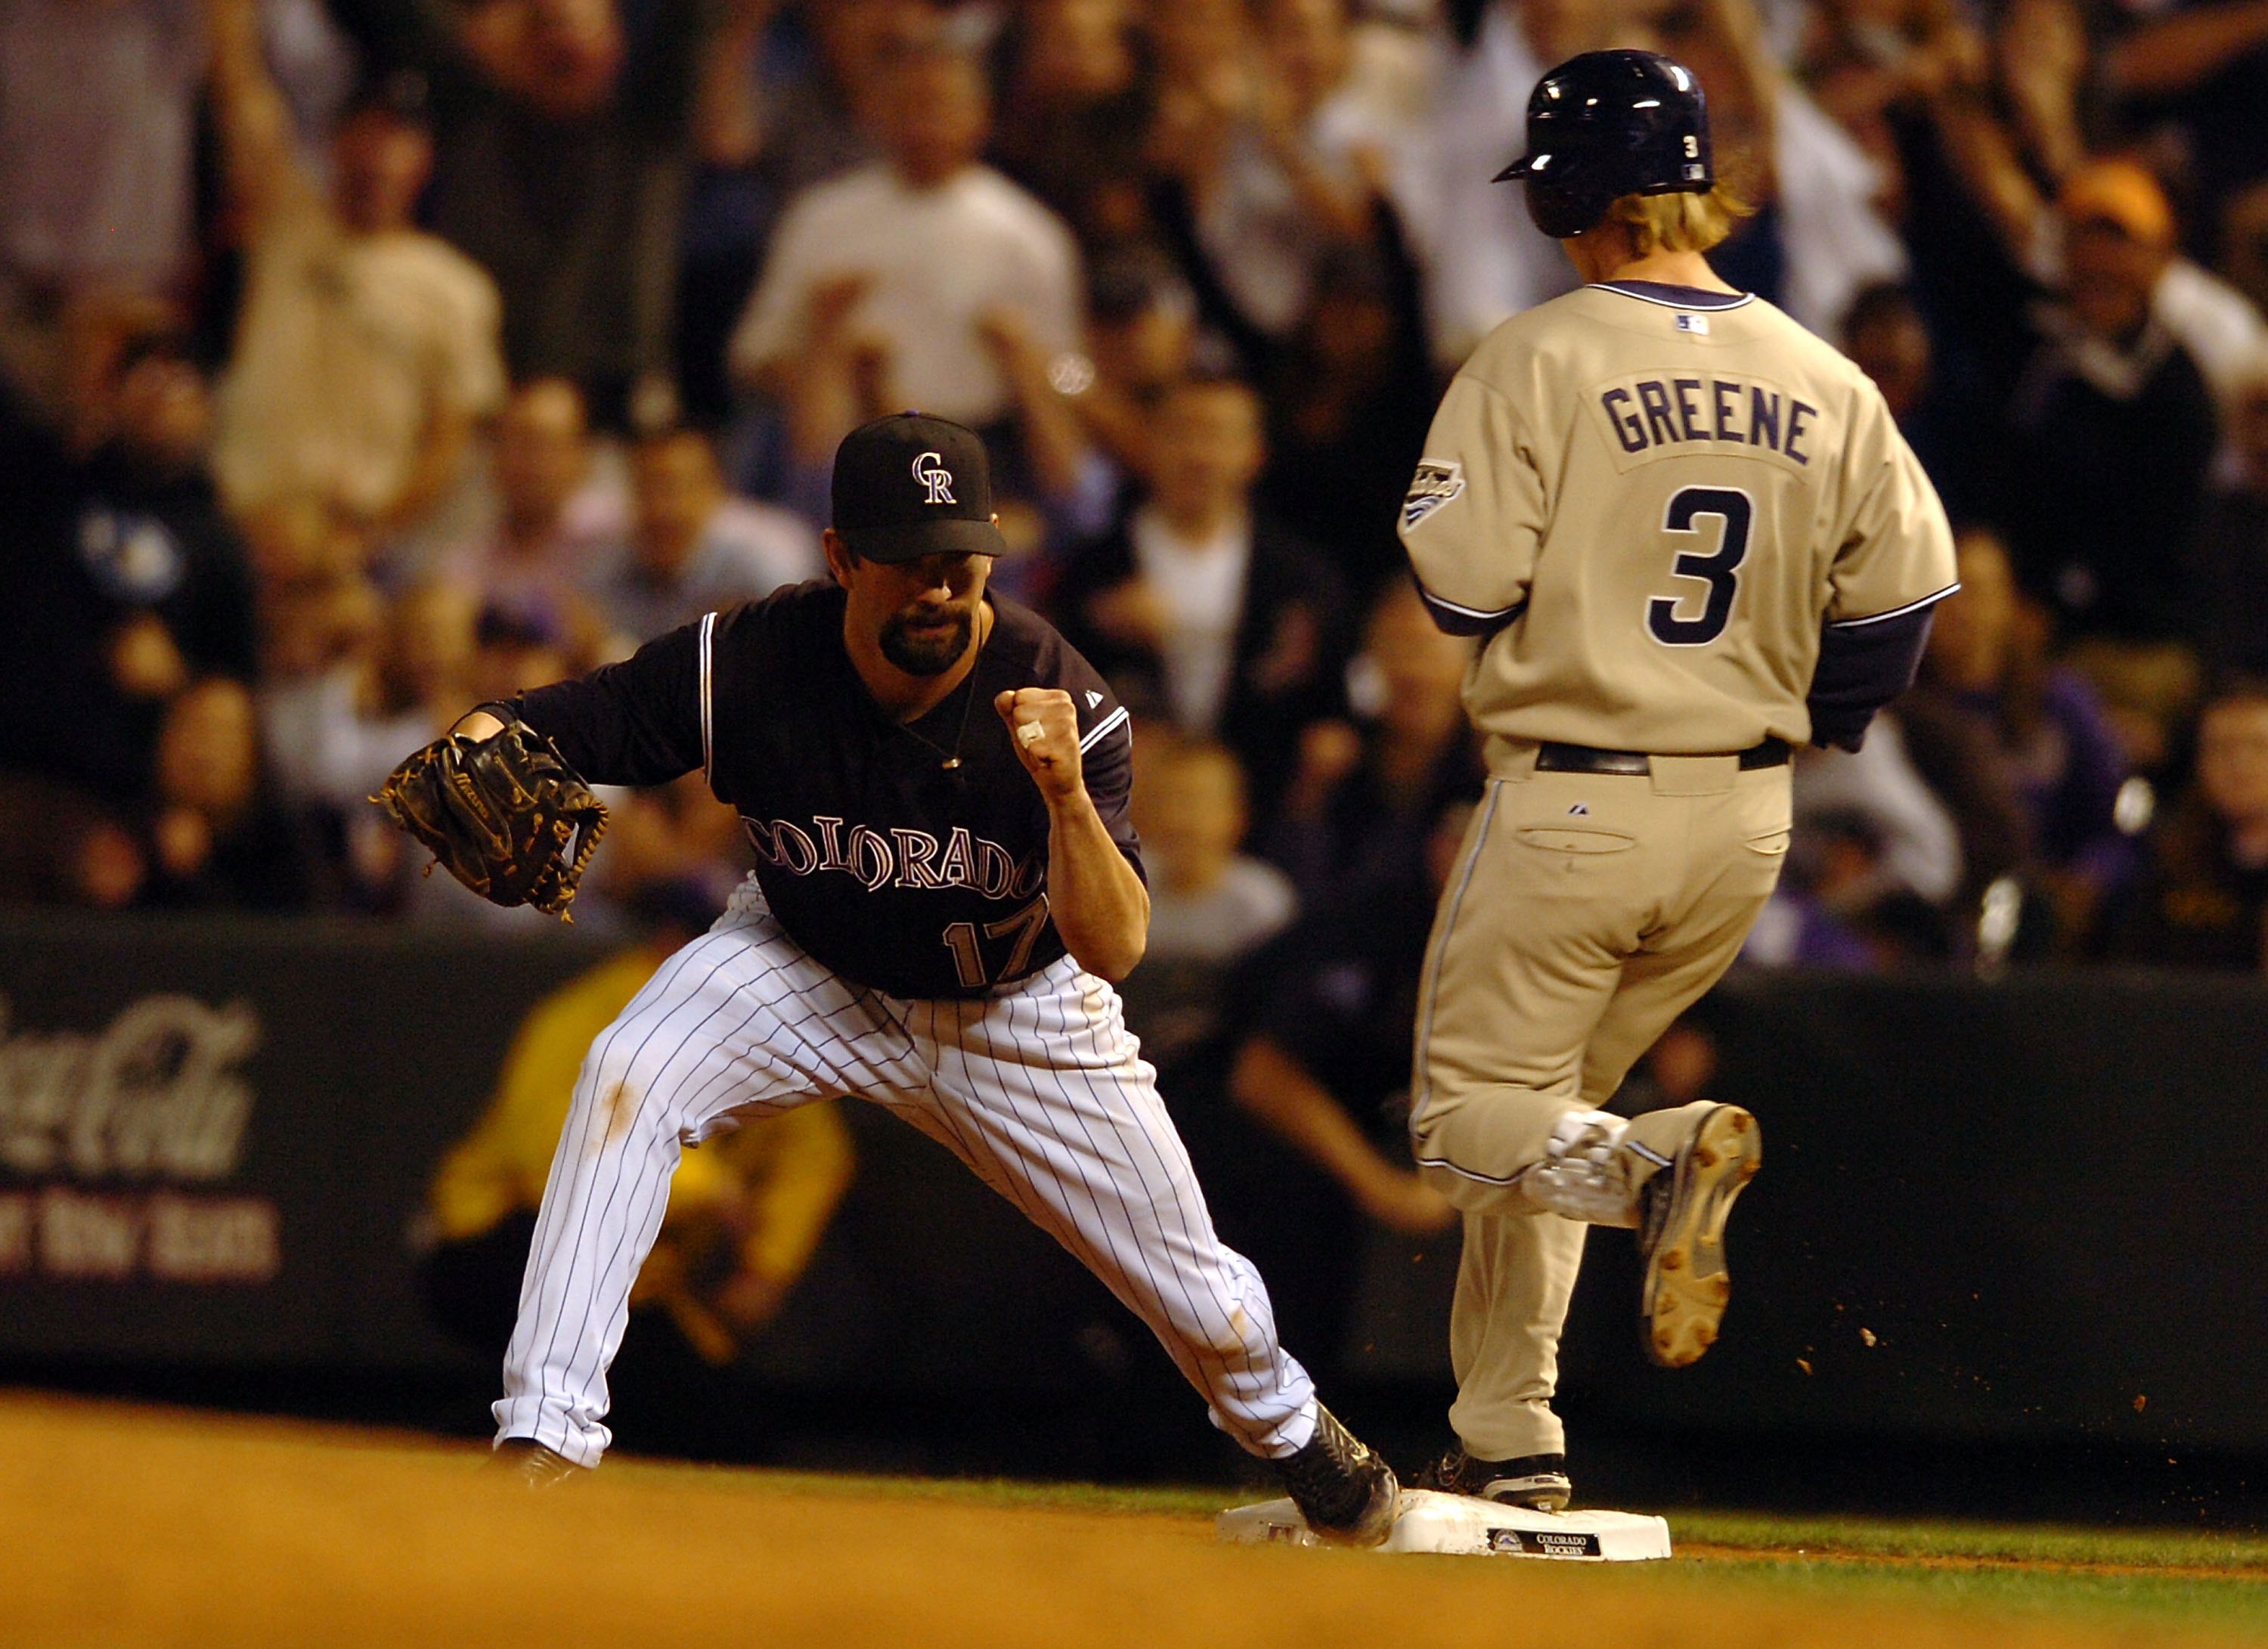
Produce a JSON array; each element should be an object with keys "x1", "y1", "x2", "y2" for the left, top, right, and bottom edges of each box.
[{"x1": 878, "y1": 604, "x2": 974, "y2": 676}]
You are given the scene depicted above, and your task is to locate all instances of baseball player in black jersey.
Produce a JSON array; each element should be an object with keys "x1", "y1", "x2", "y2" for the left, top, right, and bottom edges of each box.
[{"x1": 457, "y1": 414, "x2": 1397, "y2": 1538}]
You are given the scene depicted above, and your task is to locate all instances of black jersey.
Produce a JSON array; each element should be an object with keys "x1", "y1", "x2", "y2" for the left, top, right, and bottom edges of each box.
[{"x1": 512, "y1": 581, "x2": 1141, "y2": 1000}]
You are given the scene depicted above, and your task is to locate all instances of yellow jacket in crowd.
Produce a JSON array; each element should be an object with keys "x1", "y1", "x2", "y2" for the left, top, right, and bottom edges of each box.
[{"x1": 429, "y1": 944, "x2": 854, "y2": 1344}]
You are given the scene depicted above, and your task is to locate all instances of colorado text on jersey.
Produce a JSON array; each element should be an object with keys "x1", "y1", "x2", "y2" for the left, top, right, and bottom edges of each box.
[{"x1": 742, "y1": 814, "x2": 1046, "y2": 899}]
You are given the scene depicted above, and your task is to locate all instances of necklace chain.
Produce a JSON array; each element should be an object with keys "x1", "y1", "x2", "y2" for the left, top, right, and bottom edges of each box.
[{"x1": 896, "y1": 666, "x2": 982, "y2": 770}]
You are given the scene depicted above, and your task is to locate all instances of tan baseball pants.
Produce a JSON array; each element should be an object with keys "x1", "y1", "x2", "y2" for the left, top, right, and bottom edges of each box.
[{"x1": 1410, "y1": 739, "x2": 1791, "y2": 1459}]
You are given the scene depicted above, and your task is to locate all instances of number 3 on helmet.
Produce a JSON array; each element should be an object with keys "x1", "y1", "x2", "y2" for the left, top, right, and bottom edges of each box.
[{"x1": 1491, "y1": 49, "x2": 1717, "y2": 241}]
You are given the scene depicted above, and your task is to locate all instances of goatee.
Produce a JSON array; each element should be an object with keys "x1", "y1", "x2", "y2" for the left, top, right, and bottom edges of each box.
[{"x1": 879, "y1": 609, "x2": 973, "y2": 676}]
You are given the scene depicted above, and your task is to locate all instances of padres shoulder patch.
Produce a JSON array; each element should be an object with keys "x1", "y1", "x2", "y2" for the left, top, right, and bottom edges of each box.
[{"x1": 1402, "y1": 459, "x2": 1465, "y2": 530}]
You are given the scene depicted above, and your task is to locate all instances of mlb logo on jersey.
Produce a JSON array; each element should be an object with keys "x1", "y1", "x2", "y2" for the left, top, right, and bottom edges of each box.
[{"x1": 1675, "y1": 313, "x2": 1709, "y2": 335}]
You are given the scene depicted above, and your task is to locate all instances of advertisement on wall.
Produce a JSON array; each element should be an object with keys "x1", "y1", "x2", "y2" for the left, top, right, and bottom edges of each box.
[
  {"x1": 0, "y1": 994, "x2": 277, "y2": 1289},
  {"x1": 0, "y1": 917, "x2": 600, "y2": 1365}
]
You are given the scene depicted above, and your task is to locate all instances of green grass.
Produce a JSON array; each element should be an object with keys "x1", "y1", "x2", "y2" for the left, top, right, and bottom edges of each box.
[
  {"x1": 612, "y1": 1460, "x2": 2268, "y2": 1634},
  {"x1": 1601, "y1": 1509, "x2": 2268, "y2": 1635},
  {"x1": 1674, "y1": 1509, "x2": 2268, "y2": 1570}
]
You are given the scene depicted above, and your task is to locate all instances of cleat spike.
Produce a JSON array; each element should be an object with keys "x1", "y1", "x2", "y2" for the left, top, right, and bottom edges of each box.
[{"x1": 1637, "y1": 1106, "x2": 1761, "y2": 1368}]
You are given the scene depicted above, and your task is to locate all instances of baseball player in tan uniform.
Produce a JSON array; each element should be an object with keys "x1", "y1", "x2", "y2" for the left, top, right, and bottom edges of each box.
[{"x1": 1396, "y1": 50, "x2": 1957, "y2": 1508}]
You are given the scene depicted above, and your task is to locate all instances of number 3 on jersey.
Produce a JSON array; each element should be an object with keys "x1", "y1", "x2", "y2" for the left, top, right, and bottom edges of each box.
[{"x1": 1647, "y1": 486, "x2": 1752, "y2": 647}]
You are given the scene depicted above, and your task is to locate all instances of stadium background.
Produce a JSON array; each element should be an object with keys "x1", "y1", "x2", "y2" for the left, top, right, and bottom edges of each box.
[{"x1": 5, "y1": 0, "x2": 2268, "y2": 1535}]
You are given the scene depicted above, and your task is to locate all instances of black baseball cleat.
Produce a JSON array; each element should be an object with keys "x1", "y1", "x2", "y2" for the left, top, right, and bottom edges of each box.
[
  {"x1": 1411, "y1": 1447, "x2": 1572, "y2": 1511},
  {"x1": 1274, "y1": 1405, "x2": 1400, "y2": 1545},
  {"x1": 1638, "y1": 1103, "x2": 1762, "y2": 1368},
  {"x1": 485, "y1": 1437, "x2": 587, "y2": 1487}
]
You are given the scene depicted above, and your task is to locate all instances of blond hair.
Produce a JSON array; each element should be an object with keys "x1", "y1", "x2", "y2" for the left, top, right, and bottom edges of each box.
[{"x1": 1599, "y1": 184, "x2": 1753, "y2": 256}]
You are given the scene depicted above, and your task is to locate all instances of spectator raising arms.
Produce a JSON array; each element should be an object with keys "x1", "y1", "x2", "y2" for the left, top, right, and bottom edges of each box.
[
  {"x1": 993, "y1": 0, "x2": 1154, "y2": 252},
  {"x1": 728, "y1": 35, "x2": 1083, "y2": 476},
  {"x1": 206, "y1": 0, "x2": 507, "y2": 539},
  {"x1": 395, "y1": 0, "x2": 713, "y2": 420}
]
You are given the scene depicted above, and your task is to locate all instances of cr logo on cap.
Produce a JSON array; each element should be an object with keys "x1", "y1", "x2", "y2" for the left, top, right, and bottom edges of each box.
[{"x1": 912, "y1": 451, "x2": 956, "y2": 505}]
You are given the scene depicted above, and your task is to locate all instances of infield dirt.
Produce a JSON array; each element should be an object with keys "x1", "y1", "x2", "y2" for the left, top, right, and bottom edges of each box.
[{"x1": 0, "y1": 1393, "x2": 2256, "y2": 1648}]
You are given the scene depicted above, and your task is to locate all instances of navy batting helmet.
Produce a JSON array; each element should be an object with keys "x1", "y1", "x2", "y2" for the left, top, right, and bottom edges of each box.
[{"x1": 1492, "y1": 50, "x2": 1714, "y2": 240}]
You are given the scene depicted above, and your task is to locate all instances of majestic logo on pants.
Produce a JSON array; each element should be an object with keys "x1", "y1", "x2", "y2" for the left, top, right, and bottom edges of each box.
[{"x1": 912, "y1": 452, "x2": 956, "y2": 504}]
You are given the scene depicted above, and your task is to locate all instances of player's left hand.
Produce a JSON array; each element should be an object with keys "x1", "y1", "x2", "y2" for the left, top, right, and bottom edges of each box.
[{"x1": 995, "y1": 688, "x2": 1084, "y2": 805}]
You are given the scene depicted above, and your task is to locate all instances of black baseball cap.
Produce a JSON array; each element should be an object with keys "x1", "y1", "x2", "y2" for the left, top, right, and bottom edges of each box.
[{"x1": 831, "y1": 413, "x2": 1009, "y2": 563}]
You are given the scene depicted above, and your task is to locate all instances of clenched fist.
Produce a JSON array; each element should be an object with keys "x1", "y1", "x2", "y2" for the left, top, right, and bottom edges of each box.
[{"x1": 995, "y1": 688, "x2": 1085, "y2": 804}]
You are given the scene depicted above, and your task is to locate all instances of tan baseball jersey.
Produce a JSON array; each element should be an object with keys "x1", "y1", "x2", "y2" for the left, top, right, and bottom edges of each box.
[{"x1": 1399, "y1": 281, "x2": 1957, "y2": 754}]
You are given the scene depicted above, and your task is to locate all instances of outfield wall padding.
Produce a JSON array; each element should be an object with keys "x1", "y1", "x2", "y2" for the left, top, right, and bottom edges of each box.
[{"x1": 0, "y1": 917, "x2": 2260, "y2": 1450}]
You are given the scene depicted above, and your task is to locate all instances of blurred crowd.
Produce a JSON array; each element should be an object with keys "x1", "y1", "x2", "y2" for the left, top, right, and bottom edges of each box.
[{"x1": 10, "y1": 0, "x2": 2268, "y2": 1281}]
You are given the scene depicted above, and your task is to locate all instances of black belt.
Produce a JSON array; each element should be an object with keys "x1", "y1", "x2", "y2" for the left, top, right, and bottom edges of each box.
[{"x1": 1533, "y1": 737, "x2": 1791, "y2": 776}]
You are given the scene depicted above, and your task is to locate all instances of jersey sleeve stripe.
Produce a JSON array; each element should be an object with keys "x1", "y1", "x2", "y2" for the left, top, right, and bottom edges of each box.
[
  {"x1": 1079, "y1": 704, "x2": 1131, "y2": 754},
  {"x1": 699, "y1": 611, "x2": 717, "y2": 780},
  {"x1": 1829, "y1": 583, "x2": 1962, "y2": 629},
  {"x1": 1413, "y1": 576, "x2": 1525, "y2": 637}
]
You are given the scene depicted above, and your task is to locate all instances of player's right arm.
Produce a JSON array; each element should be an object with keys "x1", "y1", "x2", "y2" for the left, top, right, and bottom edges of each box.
[
  {"x1": 995, "y1": 687, "x2": 1150, "y2": 982},
  {"x1": 455, "y1": 618, "x2": 710, "y2": 786},
  {"x1": 1396, "y1": 370, "x2": 1547, "y2": 637}
]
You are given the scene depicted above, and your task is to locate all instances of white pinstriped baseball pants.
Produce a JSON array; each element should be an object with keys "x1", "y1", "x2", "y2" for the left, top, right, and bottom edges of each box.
[{"x1": 494, "y1": 882, "x2": 1320, "y2": 1468}]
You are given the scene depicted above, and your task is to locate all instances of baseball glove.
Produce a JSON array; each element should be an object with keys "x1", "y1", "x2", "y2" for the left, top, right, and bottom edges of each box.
[{"x1": 373, "y1": 713, "x2": 609, "y2": 920}]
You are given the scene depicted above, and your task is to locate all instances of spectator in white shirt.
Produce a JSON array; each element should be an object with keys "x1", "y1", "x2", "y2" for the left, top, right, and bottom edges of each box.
[
  {"x1": 584, "y1": 426, "x2": 821, "y2": 650},
  {"x1": 1055, "y1": 373, "x2": 1349, "y2": 817},
  {"x1": 727, "y1": 36, "x2": 1083, "y2": 462}
]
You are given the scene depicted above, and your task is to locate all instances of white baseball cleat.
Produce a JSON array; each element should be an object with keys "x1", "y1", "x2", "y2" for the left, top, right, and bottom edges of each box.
[{"x1": 1638, "y1": 1104, "x2": 1761, "y2": 1368}]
